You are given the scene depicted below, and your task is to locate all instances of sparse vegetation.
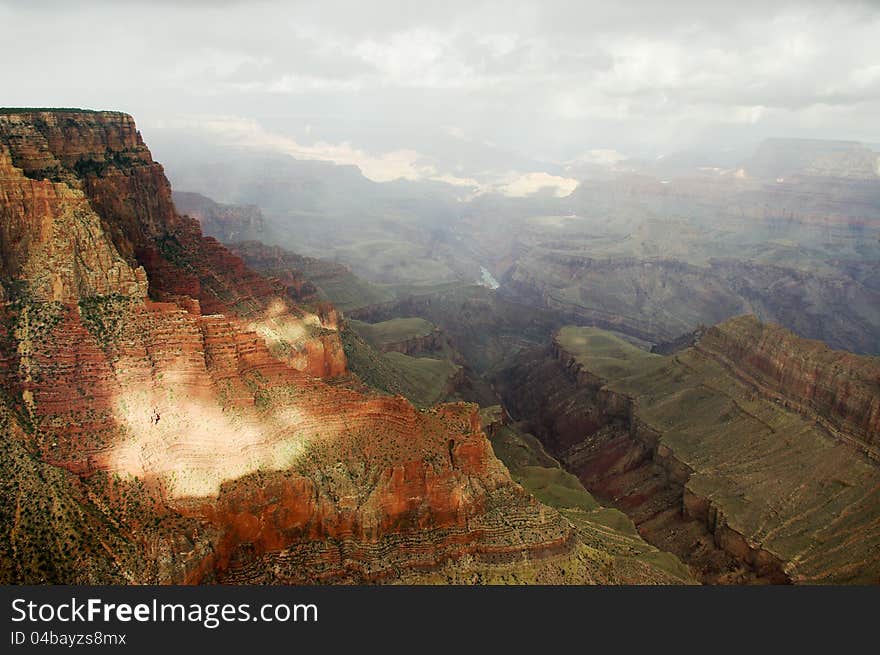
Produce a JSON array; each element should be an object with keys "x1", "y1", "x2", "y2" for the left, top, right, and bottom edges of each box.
[{"x1": 78, "y1": 293, "x2": 134, "y2": 349}]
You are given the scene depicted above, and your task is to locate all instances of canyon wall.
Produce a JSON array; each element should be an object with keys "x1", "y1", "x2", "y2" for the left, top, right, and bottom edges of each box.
[
  {"x1": 0, "y1": 139, "x2": 148, "y2": 303},
  {"x1": 499, "y1": 321, "x2": 880, "y2": 583},
  {"x1": 695, "y1": 316, "x2": 880, "y2": 458},
  {"x1": 172, "y1": 190, "x2": 265, "y2": 244},
  {"x1": 501, "y1": 254, "x2": 880, "y2": 354},
  {"x1": 373, "y1": 328, "x2": 449, "y2": 356}
]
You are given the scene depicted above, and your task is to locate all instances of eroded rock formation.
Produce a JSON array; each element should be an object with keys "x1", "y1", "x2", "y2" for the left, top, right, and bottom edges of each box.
[
  {"x1": 0, "y1": 109, "x2": 686, "y2": 585},
  {"x1": 696, "y1": 316, "x2": 880, "y2": 458}
]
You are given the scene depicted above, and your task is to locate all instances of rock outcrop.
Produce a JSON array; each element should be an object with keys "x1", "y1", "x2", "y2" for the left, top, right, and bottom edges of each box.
[
  {"x1": 0, "y1": 110, "x2": 345, "y2": 377},
  {"x1": 349, "y1": 317, "x2": 452, "y2": 356},
  {"x1": 0, "y1": 142, "x2": 147, "y2": 303},
  {"x1": 650, "y1": 325, "x2": 706, "y2": 355}
]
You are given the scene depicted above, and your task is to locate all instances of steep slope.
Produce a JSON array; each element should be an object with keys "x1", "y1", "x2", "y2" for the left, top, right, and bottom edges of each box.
[
  {"x1": 696, "y1": 316, "x2": 879, "y2": 457},
  {"x1": 172, "y1": 190, "x2": 265, "y2": 243},
  {"x1": 481, "y1": 408, "x2": 693, "y2": 584},
  {"x1": 499, "y1": 319, "x2": 880, "y2": 583},
  {"x1": 0, "y1": 109, "x2": 686, "y2": 585},
  {"x1": 230, "y1": 240, "x2": 393, "y2": 312}
]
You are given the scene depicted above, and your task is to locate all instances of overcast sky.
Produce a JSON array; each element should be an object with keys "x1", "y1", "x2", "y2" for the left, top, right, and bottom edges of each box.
[{"x1": 2, "y1": 0, "x2": 879, "y2": 190}]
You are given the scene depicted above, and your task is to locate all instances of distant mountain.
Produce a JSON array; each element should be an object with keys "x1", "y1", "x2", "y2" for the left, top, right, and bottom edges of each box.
[
  {"x1": 172, "y1": 191, "x2": 265, "y2": 243},
  {"x1": 742, "y1": 137, "x2": 880, "y2": 179}
]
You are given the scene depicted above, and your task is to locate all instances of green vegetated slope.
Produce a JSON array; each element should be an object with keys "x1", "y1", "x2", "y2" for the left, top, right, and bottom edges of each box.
[
  {"x1": 228, "y1": 240, "x2": 395, "y2": 313},
  {"x1": 556, "y1": 326, "x2": 665, "y2": 378},
  {"x1": 485, "y1": 412, "x2": 693, "y2": 583},
  {"x1": 278, "y1": 253, "x2": 395, "y2": 312},
  {"x1": 349, "y1": 284, "x2": 563, "y2": 374},
  {"x1": 349, "y1": 317, "x2": 435, "y2": 348},
  {"x1": 305, "y1": 265, "x2": 394, "y2": 312},
  {"x1": 556, "y1": 326, "x2": 880, "y2": 583},
  {"x1": 341, "y1": 322, "x2": 460, "y2": 408},
  {"x1": 382, "y1": 352, "x2": 459, "y2": 407}
]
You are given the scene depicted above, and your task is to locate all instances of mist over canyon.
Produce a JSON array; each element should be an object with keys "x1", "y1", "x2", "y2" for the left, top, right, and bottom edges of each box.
[{"x1": 0, "y1": 107, "x2": 877, "y2": 585}]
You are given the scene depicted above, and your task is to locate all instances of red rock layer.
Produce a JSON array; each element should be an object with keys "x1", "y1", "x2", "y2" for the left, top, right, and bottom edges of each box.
[
  {"x1": 0, "y1": 110, "x2": 344, "y2": 377},
  {"x1": 226, "y1": 241, "x2": 324, "y2": 303},
  {"x1": 0, "y1": 292, "x2": 573, "y2": 582},
  {"x1": 498, "y1": 339, "x2": 791, "y2": 584},
  {"x1": 0, "y1": 145, "x2": 147, "y2": 302},
  {"x1": 696, "y1": 315, "x2": 880, "y2": 457}
]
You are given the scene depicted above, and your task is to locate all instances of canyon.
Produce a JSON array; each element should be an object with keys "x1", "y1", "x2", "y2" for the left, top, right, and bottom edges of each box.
[
  {"x1": 261, "y1": 239, "x2": 880, "y2": 583},
  {"x1": 0, "y1": 109, "x2": 691, "y2": 585},
  {"x1": 462, "y1": 167, "x2": 880, "y2": 354},
  {"x1": 163, "y1": 133, "x2": 880, "y2": 356},
  {"x1": 2, "y1": 109, "x2": 878, "y2": 586}
]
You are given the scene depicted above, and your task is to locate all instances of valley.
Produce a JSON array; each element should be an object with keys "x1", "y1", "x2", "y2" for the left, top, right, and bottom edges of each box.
[
  {"x1": 0, "y1": 109, "x2": 696, "y2": 585},
  {"x1": 164, "y1": 136, "x2": 880, "y2": 356},
  {"x1": 1, "y1": 109, "x2": 878, "y2": 585},
  {"x1": 222, "y1": 230, "x2": 880, "y2": 584}
]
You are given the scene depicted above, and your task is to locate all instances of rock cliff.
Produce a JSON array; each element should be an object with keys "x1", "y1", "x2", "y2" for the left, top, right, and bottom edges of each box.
[
  {"x1": 501, "y1": 254, "x2": 880, "y2": 354},
  {"x1": 696, "y1": 316, "x2": 880, "y2": 457}
]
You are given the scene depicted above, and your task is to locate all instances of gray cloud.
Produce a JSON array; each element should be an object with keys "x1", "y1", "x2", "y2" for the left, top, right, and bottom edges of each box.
[{"x1": 2, "y1": 0, "x2": 878, "y2": 179}]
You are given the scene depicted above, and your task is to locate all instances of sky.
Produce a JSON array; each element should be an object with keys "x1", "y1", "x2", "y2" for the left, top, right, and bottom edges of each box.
[{"x1": 2, "y1": 0, "x2": 879, "y2": 192}]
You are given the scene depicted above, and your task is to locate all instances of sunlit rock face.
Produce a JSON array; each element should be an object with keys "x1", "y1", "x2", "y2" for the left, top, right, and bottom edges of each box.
[
  {"x1": 0, "y1": 110, "x2": 615, "y2": 584},
  {"x1": 0, "y1": 144, "x2": 147, "y2": 303}
]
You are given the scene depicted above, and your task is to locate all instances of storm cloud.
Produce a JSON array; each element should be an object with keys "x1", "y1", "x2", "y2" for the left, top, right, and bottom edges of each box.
[{"x1": 2, "y1": 0, "x2": 878, "y2": 186}]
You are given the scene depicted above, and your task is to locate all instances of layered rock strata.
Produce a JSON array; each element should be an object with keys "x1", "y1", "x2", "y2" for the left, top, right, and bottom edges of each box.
[{"x1": 500, "y1": 321, "x2": 880, "y2": 583}]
